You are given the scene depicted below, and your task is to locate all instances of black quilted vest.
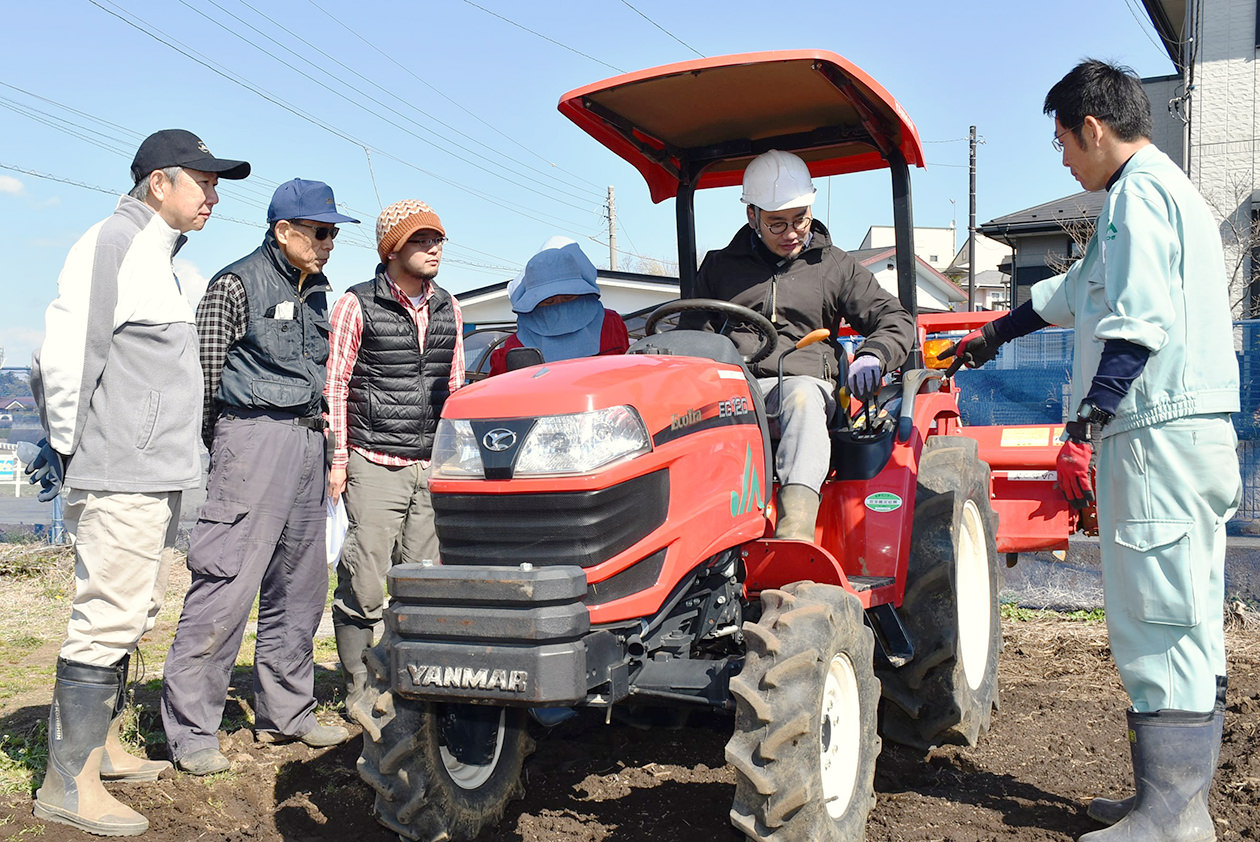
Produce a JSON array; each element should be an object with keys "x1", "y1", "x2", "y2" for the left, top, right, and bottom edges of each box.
[
  {"x1": 346, "y1": 267, "x2": 457, "y2": 459},
  {"x1": 215, "y1": 233, "x2": 330, "y2": 417}
]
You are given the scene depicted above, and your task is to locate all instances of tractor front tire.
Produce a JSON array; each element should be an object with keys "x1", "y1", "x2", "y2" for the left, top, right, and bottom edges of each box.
[
  {"x1": 727, "y1": 582, "x2": 881, "y2": 842},
  {"x1": 354, "y1": 640, "x2": 534, "y2": 842},
  {"x1": 878, "y1": 436, "x2": 1001, "y2": 751}
]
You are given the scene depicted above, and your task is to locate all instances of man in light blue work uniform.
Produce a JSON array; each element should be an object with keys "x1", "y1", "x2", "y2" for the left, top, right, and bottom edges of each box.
[{"x1": 943, "y1": 60, "x2": 1240, "y2": 842}]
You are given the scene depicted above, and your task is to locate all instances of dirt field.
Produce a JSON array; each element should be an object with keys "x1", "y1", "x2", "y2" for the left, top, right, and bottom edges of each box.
[{"x1": 1, "y1": 591, "x2": 1258, "y2": 842}]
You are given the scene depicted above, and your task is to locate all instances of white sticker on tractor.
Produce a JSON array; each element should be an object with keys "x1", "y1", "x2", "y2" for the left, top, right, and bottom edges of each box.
[{"x1": 864, "y1": 492, "x2": 902, "y2": 512}]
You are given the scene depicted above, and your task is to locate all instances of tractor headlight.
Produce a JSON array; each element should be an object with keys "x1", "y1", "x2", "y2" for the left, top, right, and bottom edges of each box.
[
  {"x1": 515, "y1": 405, "x2": 649, "y2": 476},
  {"x1": 431, "y1": 419, "x2": 485, "y2": 477},
  {"x1": 431, "y1": 406, "x2": 650, "y2": 479}
]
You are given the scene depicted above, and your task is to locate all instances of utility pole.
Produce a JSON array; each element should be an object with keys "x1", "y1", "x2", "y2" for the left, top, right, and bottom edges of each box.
[
  {"x1": 607, "y1": 186, "x2": 618, "y2": 271},
  {"x1": 968, "y1": 125, "x2": 977, "y2": 311}
]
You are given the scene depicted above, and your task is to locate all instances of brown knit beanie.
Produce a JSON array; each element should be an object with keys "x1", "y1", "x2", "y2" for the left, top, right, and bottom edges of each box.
[{"x1": 376, "y1": 199, "x2": 445, "y2": 263}]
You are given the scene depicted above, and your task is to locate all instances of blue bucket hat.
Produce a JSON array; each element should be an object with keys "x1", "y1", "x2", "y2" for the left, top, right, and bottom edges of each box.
[
  {"x1": 267, "y1": 178, "x2": 360, "y2": 224},
  {"x1": 510, "y1": 241, "x2": 601, "y2": 314}
]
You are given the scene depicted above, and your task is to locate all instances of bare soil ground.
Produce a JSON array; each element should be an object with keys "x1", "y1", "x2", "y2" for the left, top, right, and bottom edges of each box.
[{"x1": 1, "y1": 562, "x2": 1258, "y2": 841}]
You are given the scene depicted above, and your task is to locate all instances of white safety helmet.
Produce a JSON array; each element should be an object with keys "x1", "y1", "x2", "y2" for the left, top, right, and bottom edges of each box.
[{"x1": 740, "y1": 150, "x2": 817, "y2": 212}]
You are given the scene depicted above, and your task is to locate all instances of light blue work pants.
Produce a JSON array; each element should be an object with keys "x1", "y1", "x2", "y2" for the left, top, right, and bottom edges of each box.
[{"x1": 1095, "y1": 414, "x2": 1240, "y2": 713}]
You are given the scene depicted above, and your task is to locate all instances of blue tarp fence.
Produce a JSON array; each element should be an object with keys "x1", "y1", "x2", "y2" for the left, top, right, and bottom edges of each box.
[{"x1": 949, "y1": 320, "x2": 1260, "y2": 526}]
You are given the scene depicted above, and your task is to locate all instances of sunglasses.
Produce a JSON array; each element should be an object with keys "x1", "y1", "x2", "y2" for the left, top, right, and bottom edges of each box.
[{"x1": 289, "y1": 220, "x2": 339, "y2": 241}]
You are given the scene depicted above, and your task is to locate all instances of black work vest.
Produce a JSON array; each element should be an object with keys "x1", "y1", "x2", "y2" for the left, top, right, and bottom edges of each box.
[
  {"x1": 214, "y1": 234, "x2": 330, "y2": 417},
  {"x1": 346, "y1": 267, "x2": 457, "y2": 460}
]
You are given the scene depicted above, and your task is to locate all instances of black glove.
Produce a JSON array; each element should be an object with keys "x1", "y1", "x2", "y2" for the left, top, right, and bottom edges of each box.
[
  {"x1": 18, "y1": 438, "x2": 68, "y2": 503},
  {"x1": 938, "y1": 322, "x2": 1002, "y2": 377}
]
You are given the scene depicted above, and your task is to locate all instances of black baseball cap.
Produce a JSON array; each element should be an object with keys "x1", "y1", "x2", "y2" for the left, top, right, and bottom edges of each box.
[{"x1": 130, "y1": 129, "x2": 251, "y2": 184}]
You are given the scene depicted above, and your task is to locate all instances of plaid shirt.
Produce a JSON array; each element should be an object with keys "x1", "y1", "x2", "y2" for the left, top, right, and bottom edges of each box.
[
  {"x1": 325, "y1": 275, "x2": 464, "y2": 469},
  {"x1": 195, "y1": 275, "x2": 249, "y2": 447}
]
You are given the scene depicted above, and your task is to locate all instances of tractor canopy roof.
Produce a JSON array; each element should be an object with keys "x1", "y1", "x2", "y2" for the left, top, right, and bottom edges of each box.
[{"x1": 557, "y1": 49, "x2": 926, "y2": 204}]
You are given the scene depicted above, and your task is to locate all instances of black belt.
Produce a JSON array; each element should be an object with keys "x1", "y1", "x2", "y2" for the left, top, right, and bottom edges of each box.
[{"x1": 222, "y1": 409, "x2": 326, "y2": 431}]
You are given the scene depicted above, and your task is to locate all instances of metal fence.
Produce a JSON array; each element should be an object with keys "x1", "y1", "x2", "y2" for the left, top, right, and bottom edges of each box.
[{"x1": 950, "y1": 320, "x2": 1260, "y2": 524}]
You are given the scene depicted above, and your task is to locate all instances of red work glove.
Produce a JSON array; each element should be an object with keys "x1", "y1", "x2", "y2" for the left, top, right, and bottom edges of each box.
[{"x1": 1056, "y1": 422, "x2": 1096, "y2": 509}]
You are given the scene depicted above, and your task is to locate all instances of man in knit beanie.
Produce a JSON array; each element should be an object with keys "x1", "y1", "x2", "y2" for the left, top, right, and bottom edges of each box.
[{"x1": 324, "y1": 199, "x2": 464, "y2": 716}]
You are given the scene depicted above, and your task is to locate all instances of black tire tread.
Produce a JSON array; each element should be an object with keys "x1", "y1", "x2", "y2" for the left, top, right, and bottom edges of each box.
[
  {"x1": 726, "y1": 582, "x2": 882, "y2": 841},
  {"x1": 877, "y1": 436, "x2": 1001, "y2": 752}
]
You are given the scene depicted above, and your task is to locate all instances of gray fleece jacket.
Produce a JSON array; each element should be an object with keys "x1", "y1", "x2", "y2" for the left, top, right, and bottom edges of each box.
[{"x1": 31, "y1": 195, "x2": 203, "y2": 492}]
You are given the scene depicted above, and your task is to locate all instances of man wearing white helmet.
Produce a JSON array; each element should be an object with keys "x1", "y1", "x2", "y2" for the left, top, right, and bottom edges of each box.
[{"x1": 688, "y1": 149, "x2": 914, "y2": 540}]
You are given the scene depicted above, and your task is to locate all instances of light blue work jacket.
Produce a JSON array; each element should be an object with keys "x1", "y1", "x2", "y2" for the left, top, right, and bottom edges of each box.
[{"x1": 1031, "y1": 144, "x2": 1239, "y2": 437}]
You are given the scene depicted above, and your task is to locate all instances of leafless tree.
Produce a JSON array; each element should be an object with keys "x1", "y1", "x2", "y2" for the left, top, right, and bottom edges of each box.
[
  {"x1": 1201, "y1": 171, "x2": 1260, "y2": 318},
  {"x1": 1044, "y1": 216, "x2": 1097, "y2": 275},
  {"x1": 622, "y1": 254, "x2": 680, "y2": 278}
]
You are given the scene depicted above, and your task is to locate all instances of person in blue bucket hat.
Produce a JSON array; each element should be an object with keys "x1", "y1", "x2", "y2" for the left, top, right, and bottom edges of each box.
[{"x1": 489, "y1": 237, "x2": 629, "y2": 375}]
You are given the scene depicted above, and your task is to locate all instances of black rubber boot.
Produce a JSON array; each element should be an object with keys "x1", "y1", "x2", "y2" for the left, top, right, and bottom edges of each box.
[
  {"x1": 774, "y1": 484, "x2": 820, "y2": 541},
  {"x1": 100, "y1": 653, "x2": 171, "y2": 783},
  {"x1": 33, "y1": 658, "x2": 148, "y2": 836},
  {"x1": 1078, "y1": 708, "x2": 1218, "y2": 842},
  {"x1": 334, "y1": 621, "x2": 375, "y2": 719},
  {"x1": 1087, "y1": 677, "x2": 1226, "y2": 827}
]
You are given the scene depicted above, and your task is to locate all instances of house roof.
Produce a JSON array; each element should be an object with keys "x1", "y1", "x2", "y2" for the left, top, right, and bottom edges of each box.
[
  {"x1": 978, "y1": 191, "x2": 1104, "y2": 240},
  {"x1": 1141, "y1": 0, "x2": 1185, "y2": 70},
  {"x1": 847, "y1": 246, "x2": 966, "y2": 303},
  {"x1": 455, "y1": 268, "x2": 678, "y2": 305}
]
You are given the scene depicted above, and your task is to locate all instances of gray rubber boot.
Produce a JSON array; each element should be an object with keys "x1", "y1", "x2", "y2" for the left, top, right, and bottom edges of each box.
[
  {"x1": 1078, "y1": 708, "x2": 1218, "y2": 842},
  {"x1": 774, "y1": 484, "x2": 821, "y2": 541},
  {"x1": 334, "y1": 621, "x2": 375, "y2": 718},
  {"x1": 100, "y1": 654, "x2": 171, "y2": 783},
  {"x1": 33, "y1": 658, "x2": 148, "y2": 836},
  {"x1": 1087, "y1": 677, "x2": 1226, "y2": 827}
]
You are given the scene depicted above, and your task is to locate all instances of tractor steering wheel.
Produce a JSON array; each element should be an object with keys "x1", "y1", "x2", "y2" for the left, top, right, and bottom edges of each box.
[{"x1": 644, "y1": 298, "x2": 778, "y2": 366}]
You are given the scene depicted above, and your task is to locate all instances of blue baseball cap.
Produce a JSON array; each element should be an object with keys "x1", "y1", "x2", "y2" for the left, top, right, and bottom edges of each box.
[{"x1": 267, "y1": 178, "x2": 360, "y2": 224}]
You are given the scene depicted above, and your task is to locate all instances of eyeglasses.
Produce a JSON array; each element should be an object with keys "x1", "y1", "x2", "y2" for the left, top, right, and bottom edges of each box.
[
  {"x1": 289, "y1": 220, "x2": 339, "y2": 241},
  {"x1": 407, "y1": 235, "x2": 446, "y2": 249},
  {"x1": 759, "y1": 214, "x2": 812, "y2": 236},
  {"x1": 1051, "y1": 124, "x2": 1082, "y2": 153}
]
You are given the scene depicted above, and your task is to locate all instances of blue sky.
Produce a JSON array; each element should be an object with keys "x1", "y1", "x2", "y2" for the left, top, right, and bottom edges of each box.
[{"x1": 0, "y1": 1, "x2": 1172, "y2": 368}]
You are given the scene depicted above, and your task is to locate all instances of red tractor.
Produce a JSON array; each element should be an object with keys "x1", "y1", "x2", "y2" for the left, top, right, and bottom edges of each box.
[{"x1": 353, "y1": 50, "x2": 1081, "y2": 842}]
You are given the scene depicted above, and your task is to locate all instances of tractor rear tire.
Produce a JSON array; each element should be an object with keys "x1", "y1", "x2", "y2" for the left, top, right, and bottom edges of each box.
[
  {"x1": 727, "y1": 582, "x2": 881, "y2": 842},
  {"x1": 878, "y1": 435, "x2": 1001, "y2": 751},
  {"x1": 354, "y1": 638, "x2": 535, "y2": 842}
]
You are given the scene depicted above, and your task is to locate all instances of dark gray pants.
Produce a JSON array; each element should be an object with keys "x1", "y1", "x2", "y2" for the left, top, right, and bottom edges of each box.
[{"x1": 161, "y1": 416, "x2": 328, "y2": 760}]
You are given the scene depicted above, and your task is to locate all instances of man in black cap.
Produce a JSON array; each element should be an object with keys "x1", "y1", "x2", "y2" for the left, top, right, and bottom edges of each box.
[
  {"x1": 27, "y1": 129, "x2": 248, "y2": 836},
  {"x1": 160, "y1": 178, "x2": 358, "y2": 777}
]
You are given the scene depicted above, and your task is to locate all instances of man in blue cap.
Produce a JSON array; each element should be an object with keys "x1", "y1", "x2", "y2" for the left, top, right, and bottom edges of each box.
[{"x1": 161, "y1": 178, "x2": 359, "y2": 776}]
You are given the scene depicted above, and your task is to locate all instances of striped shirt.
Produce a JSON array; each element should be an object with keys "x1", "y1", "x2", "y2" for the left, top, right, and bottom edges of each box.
[{"x1": 325, "y1": 275, "x2": 464, "y2": 469}]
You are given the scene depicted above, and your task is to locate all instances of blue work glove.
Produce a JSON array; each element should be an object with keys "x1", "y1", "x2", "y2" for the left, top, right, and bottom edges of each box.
[
  {"x1": 17, "y1": 438, "x2": 67, "y2": 502},
  {"x1": 847, "y1": 354, "x2": 882, "y2": 401}
]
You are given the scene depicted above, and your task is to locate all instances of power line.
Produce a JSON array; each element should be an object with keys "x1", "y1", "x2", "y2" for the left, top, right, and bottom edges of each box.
[
  {"x1": 171, "y1": 0, "x2": 599, "y2": 213},
  {"x1": 460, "y1": 1, "x2": 625, "y2": 74},
  {"x1": 0, "y1": 161, "x2": 517, "y2": 278},
  {"x1": 87, "y1": 0, "x2": 595, "y2": 232},
  {"x1": 305, "y1": 0, "x2": 605, "y2": 193},
  {"x1": 618, "y1": 1, "x2": 704, "y2": 58},
  {"x1": 227, "y1": 0, "x2": 605, "y2": 205}
]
